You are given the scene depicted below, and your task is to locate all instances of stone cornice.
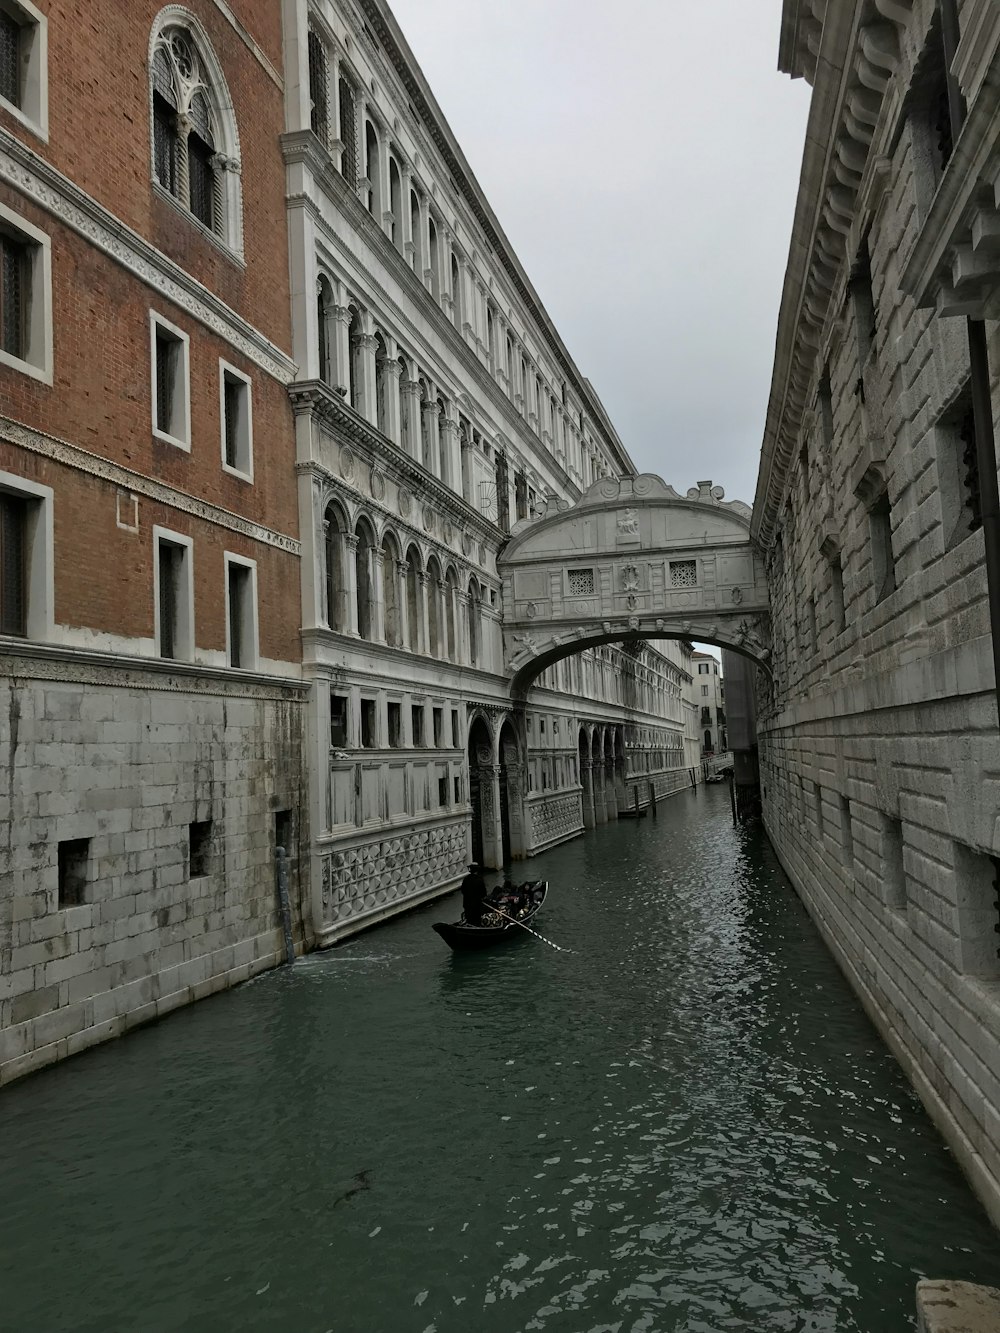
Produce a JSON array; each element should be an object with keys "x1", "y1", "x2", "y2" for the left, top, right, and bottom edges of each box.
[
  {"x1": 290, "y1": 378, "x2": 499, "y2": 545},
  {"x1": 349, "y1": 0, "x2": 635, "y2": 479},
  {"x1": 0, "y1": 130, "x2": 297, "y2": 384},
  {"x1": 0, "y1": 414, "x2": 301, "y2": 554},
  {"x1": 0, "y1": 638, "x2": 307, "y2": 695}
]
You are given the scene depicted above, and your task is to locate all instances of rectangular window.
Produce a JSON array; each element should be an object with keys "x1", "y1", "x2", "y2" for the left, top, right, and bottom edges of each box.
[
  {"x1": 829, "y1": 555, "x2": 845, "y2": 634},
  {"x1": 411, "y1": 704, "x2": 424, "y2": 747},
  {"x1": 220, "y1": 361, "x2": 253, "y2": 479},
  {"x1": 869, "y1": 492, "x2": 896, "y2": 603},
  {"x1": 274, "y1": 809, "x2": 292, "y2": 858},
  {"x1": 330, "y1": 692, "x2": 348, "y2": 747},
  {"x1": 225, "y1": 556, "x2": 257, "y2": 670},
  {"x1": 189, "y1": 820, "x2": 212, "y2": 878},
  {"x1": 670, "y1": 560, "x2": 698, "y2": 588},
  {"x1": 360, "y1": 698, "x2": 376, "y2": 748},
  {"x1": 882, "y1": 816, "x2": 906, "y2": 910},
  {"x1": 953, "y1": 844, "x2": 1000, "y2": 980},
  {"x1": 814, "y1": 785, "x2": 825, "y2": 840},
  {"x1": 567, "y1": 567, "x2": 595, "y2": 597},
  {"x1": 338, "y1": 76, "x2": 358, "y2": 186},
  {"x1": 839, "y1": 795, "x2": 853, "y2": 870},
  {"x1": 701, "y1": 685, "x2": 708, "y2": 697},
  {"x1": 0, "y1": 0, "x2": 47, "y2": 137},
  {"x1": 154, "y1": 529, "x2": 193, "y2": 661},
  {"x1": 433, "y1": 707, "x2": 443, "y2": 747},
  {"x1": 438, "y1": 774, "x2": 449, "y2": 808},
  {"x1": 451, "y1": 708, "x2": 459, "y2": 747},
  {"x1": 57, "y1": 837, "x2": 89, "y2": 907},
  {"x1": 150, "y1": 313, "x2": 191, "y2": 448},
  {"x1": 0, "y1": 204, "x2": 51, "y2": 380},
  {"x1": 935, "y1": 395, "x2": 981, "y2": 551},
  {"x1": 0, "y1": 490, "x2": 26, "y2": 635},
  {"x1": 387, "y1": 701, "x2": 401, "y2": 748}
]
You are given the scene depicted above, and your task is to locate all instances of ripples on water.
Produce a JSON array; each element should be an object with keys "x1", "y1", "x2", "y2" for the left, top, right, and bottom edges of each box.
[{"x1": 1, "y1": 788, "x2": 998, "y2": 1333}]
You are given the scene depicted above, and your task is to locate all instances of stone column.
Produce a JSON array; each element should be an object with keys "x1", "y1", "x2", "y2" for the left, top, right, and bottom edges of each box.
[
  {"x1": 401, "y1": 165, "x2": 415, "y2": 267},
  {"x1": 357, "y1": 330, "x2": 379, "y2": 427},
  {"x1": 605, "y1": 758, "x2": 619, "y2": 820},
  {"x1": 370, "y1": 546, "x2": 387, "y2": 644},
  {"x1": 381, "y1": 348, "x2": 403, "y2": 446},
  {"x1": 480, "y1": 764, "x2": 504, "y2": 870},
  {"x1": 460, "y1": 429, "x2": 473, "y2": 504},
  {"x1": 332, "y1": 304, "x2": 352, "y2": 398},
  {"x1": 581, "y1": 761, "x2": 596, "y2": 829},
  {"x1": 439, "y1": 411, "x2": 461, "y2": 493},
  {"x1": 505, "y1": 761, "x2": 527, "y2": 860},
  {"x1": 319, "y1": 514, "x2": 332, "y2": 628},
  {"x1": 421, "y1": 398, "x2": 441, "y2": 477},
  {"x1": 400, "y1": 378, "x2": 421, "y2": 461},
  {"x1": 594, "y1": 754, "x2": 608, "y2": 825},
  {"x1": 343, "y1": 534, "x2": 360, "y2": 637},
  {"x1": 418, "y1": 195, "x2": 432, "y2": 291},
  {"x1": 396, "y1": 559, "x2": 411, "y2": 651},
  {"x1": 456, "y1": 590, "x2": 469, "y2": 664},
  {"x1": 328, "y1": 50, "x2": 341, "y2": 144}
]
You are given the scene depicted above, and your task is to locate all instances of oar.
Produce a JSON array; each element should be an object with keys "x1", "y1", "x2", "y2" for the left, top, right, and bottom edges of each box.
[{"x1": 484, "y1": 901, "x2": 570, "y2": 953}]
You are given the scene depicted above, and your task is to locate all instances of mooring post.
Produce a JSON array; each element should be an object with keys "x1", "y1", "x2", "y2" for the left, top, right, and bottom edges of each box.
[{"x1": 649, "y1": 779, "x2": 657, "y2": 818}]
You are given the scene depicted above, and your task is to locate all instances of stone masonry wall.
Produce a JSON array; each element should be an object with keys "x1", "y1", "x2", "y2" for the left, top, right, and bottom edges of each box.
[{"x1": 0, "y1": 655, "x2": 306, "y2": 1085}]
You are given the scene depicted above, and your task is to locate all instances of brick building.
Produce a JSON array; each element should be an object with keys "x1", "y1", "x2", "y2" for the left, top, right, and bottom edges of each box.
[{"x1": 0, "y1": 0, "x2": 305, "y2": 1083}]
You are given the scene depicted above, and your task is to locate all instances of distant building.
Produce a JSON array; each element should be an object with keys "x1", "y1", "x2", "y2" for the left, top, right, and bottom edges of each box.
[{"x1": 691, "y1": 651, "x2": 726, "y2": 756}]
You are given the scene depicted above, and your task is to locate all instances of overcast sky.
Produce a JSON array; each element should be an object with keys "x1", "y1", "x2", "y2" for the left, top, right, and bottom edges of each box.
[{"x1": 389, "y1": 0, "x2": 812, "y2": 511}]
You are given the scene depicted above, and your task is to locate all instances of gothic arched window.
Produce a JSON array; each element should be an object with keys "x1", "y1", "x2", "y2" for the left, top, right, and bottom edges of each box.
[{"x1": 150, "y1": 17, "x2": 242, "y2": 253}]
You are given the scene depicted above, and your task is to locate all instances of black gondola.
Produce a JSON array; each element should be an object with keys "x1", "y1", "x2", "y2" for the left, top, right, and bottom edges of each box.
[{"x1": 433, "y1": 880, "x2": 547, "y2": 951}]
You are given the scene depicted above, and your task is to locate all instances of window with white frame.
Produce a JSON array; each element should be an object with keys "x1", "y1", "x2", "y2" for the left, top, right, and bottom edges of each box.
[
  {"x1": 154, "y1": 528, "x2": 193, "y2": 660},
  {"x1": 0, "y1": 202, "x2": 52, "y2": 382},
  {"x1": 220, "y1": 360, "x2": 253, "y2": 479},
  {"x1": 150, "y1": 312, "x2": 191, "y2": 448},
  {"x1": 0, "y1": 470, "x2": 52, "y2": 640},
  {"x1": 225, "y1": 553, "x2": 257, "y2": 669},
  {"x1": 149, "y1": 17, "x2": 242, "y2": 253},
  {"x1": 0, "y1": 0, "x2": 47, "y2": 138}
]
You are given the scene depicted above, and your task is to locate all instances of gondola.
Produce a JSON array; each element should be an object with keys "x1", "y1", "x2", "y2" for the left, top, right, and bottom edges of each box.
[{"x1": 433, "y1": 880, "x2": 547, "y2": 951}]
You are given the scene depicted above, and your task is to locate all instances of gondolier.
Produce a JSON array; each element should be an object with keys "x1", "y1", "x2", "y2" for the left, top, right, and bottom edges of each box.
[{"x1": 460, "y1": 863, "x2": 487, "y2": 925}]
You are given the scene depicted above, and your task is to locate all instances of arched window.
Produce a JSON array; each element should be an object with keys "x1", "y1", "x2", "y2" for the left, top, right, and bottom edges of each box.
[
  {"x1": 519, "y1": 356, "x2": 528, "y2": 407},
  {"x1": 427, "y1": 217, "x2": 440, "y2": 300},
  {"x1": 317, "y1": 275, "x2": 333, "y2": 385},
  {"x1": 445, "y1": 568, "x2": 458, "y2": 660},
  {"x1": 324, "y1": 502, "x2": 348, "y2": 631},
  {"x1": 437, "y1": 396, "x2": 449, "y2": 485},
  {"x1": 382, "y1": 532, "x2": 401, "y2": 647},
  {"x1": 355, "y1": 520, "x2": 376, "y2": 640},
  {"x1": 450, "y1": 252, "x2": 461, "y2": 330},
  {"x1": 150, "y1": 19, "x2": 241, "y2": 251},
  {"x1": 410, "y1": 190, "x2": 423, "y2": 272},
  {"x1": 389, "y1": 157, "x2": 403, "y2": 250},
  {"x1": 418, "y1": 378, "x2": 432, "y2": 470},
  {"x1": 348, "y1": 305, "x2": 362, "y2": 411},
  {"x1": 505, "y1": 334, "x2": 513, "y2": 390},
  {"x1": 467, "y1": 577, "x2": 481, "y2": 666},
  {"x1": 338, "y1": 75, "x2": 358, "y2": 186},
  {"x1": 426, "y1": 556, "x2": 442, "y2": 657},
  {"x1": 365, "y1": 121, "x2": 380, "y2": 217},
  {"x1": 486, "y1": 306, "x2": 496, "y2": 370},
  {"x1": 405, "y1": 547, "x2": 421, "y2": 652}
]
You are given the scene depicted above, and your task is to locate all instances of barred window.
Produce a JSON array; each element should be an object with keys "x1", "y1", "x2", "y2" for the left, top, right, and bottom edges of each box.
[
  {"x1": 1, "y1": 231, "x2": 26, "y2": 360},
  {"x1": 149, "y1": 20, "x2": 240, "y2": 251},
  {"x1": 669, "y1": 560, "x2": 698, "y2": 588},
  {"x1": 338, "y1": 75, "x2": 358, "y2": 186},
  {"x1": 0, "y1": 6, "x2": 20, "y2": 107},
  {"x1": 308, "y1": 28, "x2": 328, "y2": 144},
  {"x1": 0, "y1": 492, "x2": 27, "y2": 636}
]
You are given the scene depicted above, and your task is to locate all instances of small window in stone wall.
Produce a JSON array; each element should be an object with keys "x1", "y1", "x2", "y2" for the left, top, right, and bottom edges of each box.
[
  {"x1": 433, "y1": 707, "x2": 443, "y2": 747},
  {"x1": 670, "y1": 560, "x2": 697, "y2": 588},
  {"x1": 58, "y1": 838, "x2": 89, "y2": 907},
  {"x1": 567, "y1": 568, "x2": 595, "y2": 596},
  {"x1": 438, "y1": 774, "x2": 449, "y2": 808},
  {"x1": 411, "y1": 704, "x2": 425, "y2": 746},
  {"x1": 360, "y1": 699, "x2": 376, "y2": 748},
  {"x1": 330, "y1": 693, "x2": 348, "y2": 747},
  {"x1": 189, "y1": 821, "x2": 212, "y2": 879},
  {"x1": 387, "y1": 701, "x2": 401, "y2": 748},
  {"x1": 451, "y1": 709, "x2": 459, "y2": 747},
  {"x1": 953, "y1": 844, "x2": 1000, "y2": 980},
  {"x1": 882, "y1": 815, "x2": 906, "y2": 910},
  {"x1": 453, "y1": 775, "x2": 462, "y2": 804}
]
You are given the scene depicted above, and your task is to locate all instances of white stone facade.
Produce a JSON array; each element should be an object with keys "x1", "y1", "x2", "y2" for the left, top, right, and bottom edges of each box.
[{"x1": 757, "y1": 0, "x2": 1000, "y2": 1223}]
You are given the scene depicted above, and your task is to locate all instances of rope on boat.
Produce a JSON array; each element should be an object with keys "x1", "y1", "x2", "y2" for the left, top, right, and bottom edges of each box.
[{"x1": 486, "y1": 902, "x2": 570, "y2": 953}]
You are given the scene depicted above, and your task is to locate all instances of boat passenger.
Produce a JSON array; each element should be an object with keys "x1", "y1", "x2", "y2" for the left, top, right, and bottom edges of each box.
[{"x1": 460, "y1": 863, "x2": 487, "y2": 926}]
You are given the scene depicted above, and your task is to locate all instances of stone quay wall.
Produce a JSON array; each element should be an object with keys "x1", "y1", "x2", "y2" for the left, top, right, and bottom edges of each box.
[{"x1": 0, "y1": 652, "x2": 306, "y2": 1086}]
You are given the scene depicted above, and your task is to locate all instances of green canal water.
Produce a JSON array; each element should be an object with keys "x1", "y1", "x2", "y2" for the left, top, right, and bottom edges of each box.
[{"x1": 2, "y1": 787, "x2": 999, "y2": 1332}]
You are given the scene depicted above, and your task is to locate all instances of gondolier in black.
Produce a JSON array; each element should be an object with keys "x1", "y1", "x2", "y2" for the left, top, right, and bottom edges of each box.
[{"x1": 460, "y1": 863, "x2": 487, "y2": 926}]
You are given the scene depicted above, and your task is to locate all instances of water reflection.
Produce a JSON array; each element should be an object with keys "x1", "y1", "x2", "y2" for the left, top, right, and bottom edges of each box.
[{"x1": 0, "y1": 789, "x2": 998, "y2": 1333}]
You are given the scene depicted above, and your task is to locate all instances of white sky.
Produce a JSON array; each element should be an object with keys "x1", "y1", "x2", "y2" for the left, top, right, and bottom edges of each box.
[{"x1": 388, "y1": 0, "x2": 813, "y2": 510}]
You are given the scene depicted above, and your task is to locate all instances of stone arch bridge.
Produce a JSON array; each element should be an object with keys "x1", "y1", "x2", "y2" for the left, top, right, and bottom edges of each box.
[{"x1": 498, "y1": 475, "x2": 771, "y2": 695}]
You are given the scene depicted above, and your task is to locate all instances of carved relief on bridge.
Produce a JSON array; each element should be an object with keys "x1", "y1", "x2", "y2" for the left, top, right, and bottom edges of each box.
[{"x1": 499, "y1": 475, "x2": 770, "y2": 683}]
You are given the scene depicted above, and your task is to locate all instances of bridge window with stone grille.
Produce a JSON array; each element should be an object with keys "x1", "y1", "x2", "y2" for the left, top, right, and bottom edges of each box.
[
  {"x1": 669, "y1": 560, "x2": 698, "y2": 588},
  {"x1": 567, "y1": 568, "x2": 595, "y2": 597}
]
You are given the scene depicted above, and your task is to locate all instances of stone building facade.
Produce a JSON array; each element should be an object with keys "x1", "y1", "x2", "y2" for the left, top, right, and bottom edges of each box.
[
  {"x1": 0, "y1": 0, "x2": 305, "y2": 1084},
  {"x1": 280, "y1": 0, "x2": 699, "y2": 944},
  {"x1": 756, "y1": 0, "x2": 1000, "y2": 1223},
  {"x1": 691, "y1": 650, "x2": 727, "y2": 757}
]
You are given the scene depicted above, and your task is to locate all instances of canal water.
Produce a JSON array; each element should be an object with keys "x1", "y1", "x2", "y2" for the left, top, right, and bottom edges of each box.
[{"x1": 2, "y1": 787, "x2": 999, "y2": 1333}]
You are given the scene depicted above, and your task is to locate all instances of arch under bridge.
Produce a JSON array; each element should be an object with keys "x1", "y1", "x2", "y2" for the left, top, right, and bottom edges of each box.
[{"x1": 498, "y1": 474, "x2": 772, "y2": 696}]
